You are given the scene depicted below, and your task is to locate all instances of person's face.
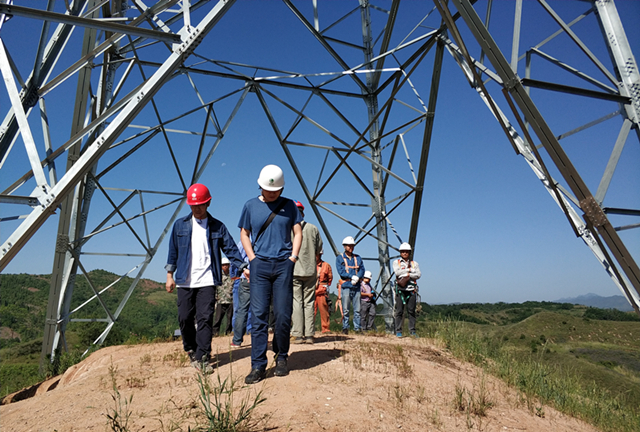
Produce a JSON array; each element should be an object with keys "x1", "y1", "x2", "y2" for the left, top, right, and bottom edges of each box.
[
  {"x1": 363, "y1": 278, "x2": 370, "y2": 283},
  {"x1": 344, "y1": 244, "x2": 354, "y2": 254},
  {"x1": 221, "y1": 263, "x2": 230, "y2": 274},
  {"x1": 316, "y1": 254, "x2": 322, "y2": 264},
  {"x1": 261, "y1": 188, "x2": 282, "y2": 203},
  {"x1": 400, "y1": 250, "x2": 410, "y2": 260},
  {"x1": 190, "y1": 202, "x2": 209, "y2": 219}
]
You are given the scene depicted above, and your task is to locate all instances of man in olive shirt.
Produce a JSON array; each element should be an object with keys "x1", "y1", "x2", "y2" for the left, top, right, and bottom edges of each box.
[{"x1": 291, "y1": 201, "x2": 323, "y2": 344}]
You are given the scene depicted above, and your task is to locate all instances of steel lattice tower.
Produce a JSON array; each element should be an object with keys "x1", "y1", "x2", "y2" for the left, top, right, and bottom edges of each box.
[{"x1": 0, "y1": 0, "x2": 638, "y2": 369}]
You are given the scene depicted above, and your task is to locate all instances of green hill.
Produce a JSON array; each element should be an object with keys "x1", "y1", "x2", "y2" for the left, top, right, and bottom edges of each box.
[
  {"x1": 1, "y1": 271, "x2": 178, "y2": 397},
  {"x1": 2, "y1": 271, "x2": 639, "y2": 430},
  {"x1": 418, "y1": 305, "x2": 640, "y2": 421}
]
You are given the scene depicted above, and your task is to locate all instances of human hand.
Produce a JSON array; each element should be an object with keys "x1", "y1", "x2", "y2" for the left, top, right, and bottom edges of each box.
[
  {"x1": 351, "y1": 275, "x2": 359, "y2": 284},
  {"x1": 243, "y1": 268, "x2": 250, "y2": 282},
  {"x1": 166, "y1": 273, "x2": 175, "y2": 293}
]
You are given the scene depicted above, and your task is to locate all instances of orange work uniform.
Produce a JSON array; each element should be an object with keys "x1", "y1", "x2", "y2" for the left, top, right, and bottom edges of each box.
[{"x1": 314, "y1": 260, "x2": 333, "y2": 333}]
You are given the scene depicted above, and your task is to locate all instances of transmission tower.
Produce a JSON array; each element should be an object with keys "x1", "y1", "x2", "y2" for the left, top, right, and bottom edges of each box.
[{"x1": 0, "y1": 0, "x2": 638, "y2": 371}]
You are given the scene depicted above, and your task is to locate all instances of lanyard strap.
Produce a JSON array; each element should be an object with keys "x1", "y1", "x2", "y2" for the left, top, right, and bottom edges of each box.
[{"x1": 253, "y1": 198, "x2": 288, "y2": 248}]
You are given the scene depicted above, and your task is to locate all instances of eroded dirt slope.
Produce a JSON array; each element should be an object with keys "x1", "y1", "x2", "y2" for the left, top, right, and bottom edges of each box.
[{"x1": 0, "y1": 334, "x2": 600, "y2": 431}]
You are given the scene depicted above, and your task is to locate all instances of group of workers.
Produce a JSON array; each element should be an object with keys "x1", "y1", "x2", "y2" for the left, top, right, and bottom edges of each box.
[{"x1": 165, "y1": 164, "x2": 421, "y2": 384}]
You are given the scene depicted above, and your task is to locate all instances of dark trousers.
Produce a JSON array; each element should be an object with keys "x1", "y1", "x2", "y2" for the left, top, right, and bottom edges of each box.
[
  {"x1": 177, "y1": 286, "x2": 216, "y2": 361},
  {"x1": 212, "y1": 303, "x2": 233, "y2": 335},
  {"x1": 360, "y1": 300, "x2": 376, "y2": 331},
  {"x1": 250, "y1": 257, "x2": 295, "y2": 370},
  {"x1": 233, "y1": 279, "x2": 251, "y2": 345},
  {"x1": 394, "y1": 290, "x2": 417, "y2": 334}
]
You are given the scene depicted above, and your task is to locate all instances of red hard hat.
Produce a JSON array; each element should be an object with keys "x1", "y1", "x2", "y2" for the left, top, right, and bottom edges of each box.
[
  {"x1": 186, "y1": 183, "x2": 211, "y2": 205},
  {"x1": 294, "y1": 200, "x2": 305, "y2": 211}
]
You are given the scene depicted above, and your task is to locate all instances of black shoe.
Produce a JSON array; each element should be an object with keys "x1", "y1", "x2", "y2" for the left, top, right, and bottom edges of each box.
[
  {"x1": 274, "y1": 359, "x2": 289, "y2": 377},
  {"x1": 245, "y1": 368, "x2": 266, "y2": 384},
  {"x1": 342, "y1": 328, "x2": 348, "y2": 335}
]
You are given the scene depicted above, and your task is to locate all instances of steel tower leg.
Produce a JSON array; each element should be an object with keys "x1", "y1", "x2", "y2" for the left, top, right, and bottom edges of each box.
[{"x1": 445, "y1": 0, "x2": 640, "y2": 313}]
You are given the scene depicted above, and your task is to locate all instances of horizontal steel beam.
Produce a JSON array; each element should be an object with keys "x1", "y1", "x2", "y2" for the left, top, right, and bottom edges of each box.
[
  {"x1": 0, "y1": 195, "x2": 39, "y2": 206},
  {"x1": 0, "y1": 3, "x2": 181, "y2": 44},
  {"x1": 604, "y1": 207, "x2": 640, "y2": 217},
  {"x1": 521, "y1": 78, "x2": 630, "y2": 103}
]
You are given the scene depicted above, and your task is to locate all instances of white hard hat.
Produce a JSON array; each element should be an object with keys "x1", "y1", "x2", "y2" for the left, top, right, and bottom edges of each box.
[
  {"x1": 221, "y1": 257, "x2": 230, "y2": 265},
  {"x1": 399, "y1": 242, "x2": 412, "y2": 251},
  {"x1": 342, "y1": 236, "x2": 356, "y2": 245},
  {"x1": 363, "y1": 270, "x2": 372, "y2": 279},
  {"x1": 257, "y1": 164, "x2": 285, "y2": 191}
]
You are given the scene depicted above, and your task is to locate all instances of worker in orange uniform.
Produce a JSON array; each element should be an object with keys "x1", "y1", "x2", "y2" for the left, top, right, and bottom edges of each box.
[{"x1": 314, "y1": 249, "x2": 333, "y2": 333}]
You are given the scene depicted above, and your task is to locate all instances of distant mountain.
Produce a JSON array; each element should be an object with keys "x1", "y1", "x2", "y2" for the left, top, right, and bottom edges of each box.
[{"x1": 555, "y1": 293, "x2": 634, "y2": 312}]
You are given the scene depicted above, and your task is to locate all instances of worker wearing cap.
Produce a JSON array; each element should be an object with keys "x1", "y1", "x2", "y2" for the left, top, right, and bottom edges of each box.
[
  {"x1": 166, "y1": 183, "x2": 249, "y2": 374},
  {"x1": 239, "y1": 164, "x2": 302, "y2": 384},
  {"x1": 360, "y1": 270, "x2": 376, "y2": 331},
  {"x1": 291, "y1": 200, "x2": 323, "y2": 344},
  {"x1": 392, "y1": 242, "x2": 421, "y2": 338},
  {"x1": 212, "y1": 257, "x2": 234, "y2": 336},
  {"x1": 336, "y1": 236, "x2": 365, "y2": 334},
  {"x1": 315, "y1": 249, "x2": 333, "y2": 334}
]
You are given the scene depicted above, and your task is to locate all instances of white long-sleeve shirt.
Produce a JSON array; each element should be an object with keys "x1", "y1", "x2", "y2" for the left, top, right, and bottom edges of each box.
[{"x1": 392, "y1": 258, "x2": 421, "y2": 283}]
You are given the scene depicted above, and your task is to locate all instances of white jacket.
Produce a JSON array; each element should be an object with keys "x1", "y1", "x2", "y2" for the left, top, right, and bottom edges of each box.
[{"x1": 392, "y1": 258, "x2": 421, "y2": 291}]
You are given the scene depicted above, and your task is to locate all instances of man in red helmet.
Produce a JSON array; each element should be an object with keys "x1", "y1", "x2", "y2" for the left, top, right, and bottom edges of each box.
[{"x1": 166, "y1": 183, "x2": 249, "y2": 374}]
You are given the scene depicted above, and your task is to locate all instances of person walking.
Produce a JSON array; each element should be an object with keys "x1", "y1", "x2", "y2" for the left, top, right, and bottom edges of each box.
[
  {"x1": 239, "y1": 164, "x2": 302, "y2": 384},
  {"x1": 360, "y1": 270, "x2": 376, "y2": 331},
  {"x1": 165, "y1": 183, "x2": 248, "y2": 373},
  {"x1": 336, "y1": 236, "x2": 364, "y2": 334},
  {"x1": 231, "y1": 240, "x2": 251, "y2": 349},
  {"x1": 291, "y1": 200, "x2": 323, "y2": 344},
  {"x1": 211, "y1": 257, "x2": 234, "y2": 336},
  {"x1": 393, "y1": 242, "x2": 422, "y2": 338},
  {"x1": 314, "y1": 250, "x2": 333, "y2": 334}
]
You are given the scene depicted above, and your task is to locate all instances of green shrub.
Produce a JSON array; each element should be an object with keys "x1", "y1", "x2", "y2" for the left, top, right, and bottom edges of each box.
[
  {"x1": 0, "y1": 363, "x2": 41, "y2": 398},
  {"x1": 583, "y1": 307, "x2": 639, "y2": 322}
]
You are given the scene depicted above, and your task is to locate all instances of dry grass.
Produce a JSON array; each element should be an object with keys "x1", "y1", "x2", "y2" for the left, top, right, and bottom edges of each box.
[{"x1": 343, "y1": 341, "x2": 414, "y2": 378}]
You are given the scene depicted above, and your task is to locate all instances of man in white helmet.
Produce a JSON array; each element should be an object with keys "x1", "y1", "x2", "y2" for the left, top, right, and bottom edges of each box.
[
  {"x1": 392, "y1": 242, "x2": 421, "y2": 337},
  {"x1": 360, "y1": 270, "x2": 376, "y2": 331},
  {"x1": 238, "y1": 164, "x2": 303, "y2": 384},
  {"x1": 336, "y1": 236, "x2": 365, "y2": 334}
]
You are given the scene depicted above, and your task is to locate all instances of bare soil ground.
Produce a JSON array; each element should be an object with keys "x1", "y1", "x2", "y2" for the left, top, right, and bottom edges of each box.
[{"x1": 1, "y1": 333, "x2": 601, "y2": 432}]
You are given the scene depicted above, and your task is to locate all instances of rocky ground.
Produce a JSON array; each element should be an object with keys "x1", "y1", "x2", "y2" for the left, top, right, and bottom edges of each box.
[{"x1": 1, "y1": 333, "x2": 601, "y2": 431}]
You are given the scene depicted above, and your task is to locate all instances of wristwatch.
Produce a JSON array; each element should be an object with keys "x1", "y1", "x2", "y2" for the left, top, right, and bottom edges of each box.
[{"x1": 291, "y1": 255, "x2": 298, "y2": 261}]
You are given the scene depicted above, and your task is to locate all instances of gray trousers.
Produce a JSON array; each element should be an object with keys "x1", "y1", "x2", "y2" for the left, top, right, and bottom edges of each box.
[
  {"x1": 292, "y1": 275, "x2": 317, "y2": 338},
  {"x1": 360, "y1": 300, "x2": 376, "y2": 331}
]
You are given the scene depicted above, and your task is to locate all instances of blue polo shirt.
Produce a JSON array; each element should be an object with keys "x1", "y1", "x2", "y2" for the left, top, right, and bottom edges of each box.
[{"x1": 238, "y1": 196, "x2": 302, "y2": 260}]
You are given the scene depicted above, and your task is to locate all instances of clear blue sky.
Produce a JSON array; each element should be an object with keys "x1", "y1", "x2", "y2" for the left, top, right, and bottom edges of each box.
[{"x1": 1, "y1": 1, "x2": 639, "y2": 306}]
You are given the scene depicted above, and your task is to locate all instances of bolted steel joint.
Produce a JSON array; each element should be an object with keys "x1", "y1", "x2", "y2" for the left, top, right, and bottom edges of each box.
[
  {"x1": 55, "y1": 234, "x2": 70, "y2": 253},
  {"x1": 580, "y1": 196, "x2": 608, "y2": 228}
]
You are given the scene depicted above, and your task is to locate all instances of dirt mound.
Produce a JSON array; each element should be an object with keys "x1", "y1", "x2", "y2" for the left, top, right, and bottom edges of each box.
[{"x1": 0, "y1": 334, "x2": 599, "y2": 431}]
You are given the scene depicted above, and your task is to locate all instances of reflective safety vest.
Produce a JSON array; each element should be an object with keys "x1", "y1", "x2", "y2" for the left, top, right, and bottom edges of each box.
[{"x1": 339, "y1": 253, "x2": 360, "y2": 288}]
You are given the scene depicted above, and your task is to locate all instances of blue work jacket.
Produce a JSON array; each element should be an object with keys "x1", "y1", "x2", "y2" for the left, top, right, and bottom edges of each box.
[
  {"x1": 336, "y1": 252, "x2": 365, "y2": 290},
  {"x1": 165, "y1": 213, "x2": 246, "y2": 286}
]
